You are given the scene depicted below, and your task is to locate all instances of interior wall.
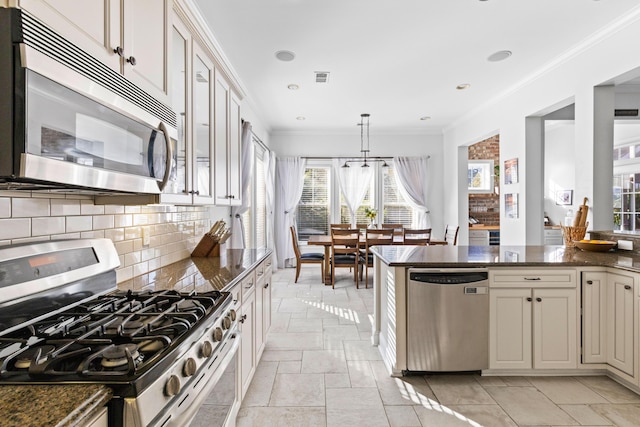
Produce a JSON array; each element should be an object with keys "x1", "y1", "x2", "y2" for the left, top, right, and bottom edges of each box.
[
  {"x1": 544, "y1": 121, "x2": 576, "y2": 226},
  {"x1": 444, "y1": 13, "x2": 640, "y2": 243},
  {"x1": 468, "y1": 135, "x2": 500, "y2": 226},
  {"x1": 269, "y1": 132, "x2": 445, "y2": 236}
]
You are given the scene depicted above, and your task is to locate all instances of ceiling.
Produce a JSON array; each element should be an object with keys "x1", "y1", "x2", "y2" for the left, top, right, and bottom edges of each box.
[{"x1": 193, "y1": 0, "x2": 640, "y2": 135}]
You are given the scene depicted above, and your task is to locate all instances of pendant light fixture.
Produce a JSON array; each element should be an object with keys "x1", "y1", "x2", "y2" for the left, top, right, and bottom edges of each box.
[{"x1": 342, "y1": 113, "x2": 389, "y2": 168}]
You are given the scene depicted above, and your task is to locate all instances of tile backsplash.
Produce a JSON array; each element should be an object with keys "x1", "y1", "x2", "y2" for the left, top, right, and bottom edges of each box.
[{"x1": 0, "y1": 192, "x2": 229, "y2": 283}]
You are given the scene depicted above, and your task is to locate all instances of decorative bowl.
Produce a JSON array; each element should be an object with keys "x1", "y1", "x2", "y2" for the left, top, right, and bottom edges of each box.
[{"x1": 573, "y1": 240, "x2": 617, "y2": 252}]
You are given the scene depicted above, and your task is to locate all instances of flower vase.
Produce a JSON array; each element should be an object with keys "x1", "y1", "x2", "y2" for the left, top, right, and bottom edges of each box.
[{"x1": 368, "y1": 220, "x2": 376, "y2": 229}]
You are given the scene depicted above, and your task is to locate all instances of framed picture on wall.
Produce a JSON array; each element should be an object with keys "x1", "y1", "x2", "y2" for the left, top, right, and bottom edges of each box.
[
  {"x1": 505, "y1": 193, "x2": 519, "y2": 219},
  {"x1": 468, "y1": 160, "x2": 494, "y2": 193},
  {"x1": 504, "y1": 158, "x2": 519, "y2": 185},
  {"x1": 556, "y1": 190, "x2": 573, "y2": 205}
]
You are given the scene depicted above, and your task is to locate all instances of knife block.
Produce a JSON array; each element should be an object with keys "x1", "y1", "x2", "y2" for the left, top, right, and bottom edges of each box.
[{"x1": 191, "y1": 234, "x2": 220, "y2": 257}]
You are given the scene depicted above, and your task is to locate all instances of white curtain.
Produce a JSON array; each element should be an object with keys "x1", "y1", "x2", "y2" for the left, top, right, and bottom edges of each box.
[
  {"x1": 393, "y1": 156, "x2": 431, "y2": 228},
  {"x1": 275, "y1": 157, "x2": 307, "y2": 268},
  {"x1": 230, "y1": 121, "x2": 254, "y2": 248},
  {"x1": 264, "y1": 150, "x2": 277, "y2": 268},
  {"x1": 333, "y1": 159, "x2": 373, "y2": 227}
]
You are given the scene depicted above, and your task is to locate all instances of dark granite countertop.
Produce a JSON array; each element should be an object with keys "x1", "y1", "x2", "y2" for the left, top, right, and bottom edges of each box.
[
  {"x1": 118, "y1": 248, "x2": 272, "y2": 292},
  {"x1": 371, "y1": 245, "x2": 640, "y2": 272},
  {"x1": 0, "y1": 384, "x2": 112, "y2": 427}
]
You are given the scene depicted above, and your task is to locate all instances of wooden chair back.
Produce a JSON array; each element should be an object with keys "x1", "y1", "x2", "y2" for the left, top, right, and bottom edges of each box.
[
  {"x1": 330, "y1": 223, "x2": 350, "y2": 230},
  {"x1": 330, "y1": 228, "x2": 362, "y2": 288},
  {"x1": 381, "y1": 223, "x2": 404, "y2": 236},
  {"x1": 362, "y1": 228, "x2": 395, "y2": 287},
  {"x1": 290, "y1": 226, "x2": 302, "y2": 258},
  {"x1": 444, "y1": 225, "x2": 459, "y2": 245},
  {"x1": 403, "y1": 228, "x2": 432, "y2": 245}
]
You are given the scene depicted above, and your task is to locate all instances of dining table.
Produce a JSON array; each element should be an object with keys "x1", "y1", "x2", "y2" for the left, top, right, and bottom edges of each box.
[{"x1": 307, "y1": 234, "x2": 447, "y2": 285}]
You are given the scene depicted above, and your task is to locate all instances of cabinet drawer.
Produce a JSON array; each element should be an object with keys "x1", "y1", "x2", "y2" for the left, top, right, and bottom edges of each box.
[
  {"x1": 241, "y1": 271, "x2": 256, "y2": 302},
  {"x1": 544, "y1": 229, "x2": 562, "y2": 237},
  {"x1": 490, "y1": 269, "x2": 576, "y2": 288}
]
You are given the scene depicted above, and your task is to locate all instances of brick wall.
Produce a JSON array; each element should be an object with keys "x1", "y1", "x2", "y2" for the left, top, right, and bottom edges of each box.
[
  {"x1": 469, "y1": 135, "x2": 500, "y2": 226},
  {"x1": 0, "y1": 192, "x2": 227, "y2": 283}
]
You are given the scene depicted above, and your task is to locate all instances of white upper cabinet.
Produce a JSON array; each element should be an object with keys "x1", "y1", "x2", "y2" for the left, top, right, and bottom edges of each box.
[
  {"x1": 18, "y1": 0, "x2": 169, "y2": 102},
  {"x1": 214, "y1": 70, "x2": 242, "y2": 206}
]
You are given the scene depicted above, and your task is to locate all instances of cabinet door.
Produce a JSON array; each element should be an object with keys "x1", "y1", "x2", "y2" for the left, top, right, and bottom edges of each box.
[
  {"x1": 533, "y1": 288, "x2": 577, "y2": 369},
  {"x1": 227, "y1": 90, "x2": 242, "y2": 205},
  {"x1": 239, "y1": 289, "x2": 255, "y2": 399},
  {"x1": 191, "y1": 42, "x2": 215, "y2": 204},
  {"x1": 607, "y1": 273, "x2": 634, "y2": 376},
  {"x1": 19, "y1": 0, "x2": 120, "y2": 70},
  {"x1": 122, "y1": 0, "x2": 169, "y2": 101},
  {"x1": 254, "y1": 269, "x2": 265, "y2": 360},
  {"x1": 489, "y1": 288, "x2": 532, "y2": 370},
  {"x1": 161, "y1": 14, "x2": 192, "y2": 203},
  {"x1": 582, "y1": 271, "x2": 607, "y2": 364},
  {"x1": 262, "y1": 269, "x2": 272, "y2": 342},
  {"x1": 214, "y1": 70, "x2": 230, "y2": 205}
]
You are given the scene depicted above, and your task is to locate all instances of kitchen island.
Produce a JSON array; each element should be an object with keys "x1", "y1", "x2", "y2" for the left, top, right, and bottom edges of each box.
[{"x1": 371, "y1": 244, "x2": 640, "y2": 395}]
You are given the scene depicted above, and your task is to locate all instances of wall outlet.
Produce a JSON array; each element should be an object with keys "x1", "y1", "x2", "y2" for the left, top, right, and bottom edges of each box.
[{"x1": 617, "y1": 239, "x2": 633, "y2": 250}]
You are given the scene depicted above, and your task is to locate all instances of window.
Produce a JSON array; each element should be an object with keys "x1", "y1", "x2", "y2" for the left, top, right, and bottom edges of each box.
[
  {"x1": 241, "y1": 139, "x2": 267, "y2": 248},
  {"x1": 382, "y1": 166, "x2": 413, "y2": 227},
  {"x1": 294, "y1": 162, "x2": 416, "y2": 237},
  {"x1": 296, "y1": 166, "x2": 330, "y2": 240}
]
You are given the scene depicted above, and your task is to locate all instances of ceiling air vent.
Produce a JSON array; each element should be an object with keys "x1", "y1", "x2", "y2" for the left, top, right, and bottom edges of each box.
[
  {"x1": 615, "y1": 109, "x2": 639, "y2": 117},
  {"x1": 315, "y1": 71, "x2": 330, "y2": 83}
]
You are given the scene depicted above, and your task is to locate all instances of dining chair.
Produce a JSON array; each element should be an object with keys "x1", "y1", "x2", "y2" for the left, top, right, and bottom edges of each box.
[
  {"x1": 403, "y1": 228, "x2": 432, "y2": 245},
  {"x1": 330, "y1": 223, "x2": 350, "y2": 229},
  {"x1": 363, "y1": 228, "x2": 395, "y2": 287},
  {"x1": 330, "y1": 228, "x2": 363, "y2": 289},
  {"x1": 381, "y1": 223, "x2": 404, "y2": 236},
  {"x1": 290, "y1": 226, "x2": 325, "y2": 283},
  {"x1": 444, "y1": 225, "x2": 459, "y2": 245}
]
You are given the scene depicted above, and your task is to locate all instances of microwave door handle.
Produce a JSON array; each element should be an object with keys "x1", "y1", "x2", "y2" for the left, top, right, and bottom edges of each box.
[{"x1": 157, "y1": 122, "x2": 173, "y2": 191}]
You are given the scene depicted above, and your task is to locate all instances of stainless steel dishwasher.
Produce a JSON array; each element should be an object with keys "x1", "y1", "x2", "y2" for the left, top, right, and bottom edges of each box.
[{"x1": 407, "y1": 269, "x2": 489, "y2": 372}]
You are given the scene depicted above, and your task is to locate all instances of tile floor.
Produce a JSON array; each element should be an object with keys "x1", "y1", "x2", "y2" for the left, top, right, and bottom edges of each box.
[{"x1": 236, "y1": 265, "x2": 640, "y2": 427}]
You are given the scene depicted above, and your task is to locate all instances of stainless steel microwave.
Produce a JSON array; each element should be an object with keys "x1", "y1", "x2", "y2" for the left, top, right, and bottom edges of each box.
[{"x1": 0, "y1": 8, "x2": 177, "y2": 195}]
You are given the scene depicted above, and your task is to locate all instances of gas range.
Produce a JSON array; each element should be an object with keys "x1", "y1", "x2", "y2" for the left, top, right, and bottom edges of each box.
[{"x1": 0, "y1": 239, "x2": 240, "y2": 426}]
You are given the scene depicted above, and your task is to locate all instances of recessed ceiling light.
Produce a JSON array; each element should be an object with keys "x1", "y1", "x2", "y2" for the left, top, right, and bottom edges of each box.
[
  {"x1": 456, "y1": 83, "x2": 471, "y2": 90},
  {"x1": 488, "y1": 50, "x2": 512, "y2": 62},
  {"x1": 296, "y1": 116, "x2": 306, "y2": 121},
  {"x1": 420, "y1": 116, "x2": 431, "y2": 121},
  {"x1": 275, "y1": 50, "x2": 296, "y2": 62},
  {"x1": 287, "y1": 84, "x2": 299, "y2": 90}
]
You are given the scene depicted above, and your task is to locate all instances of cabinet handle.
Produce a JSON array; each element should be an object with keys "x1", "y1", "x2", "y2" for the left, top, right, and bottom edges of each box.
[
  {"x1": 524, "y1": 277, "x2": 541, "y2": 281},
  {"x1": 239, "y1": 314, "x2": 247, "y2": 324},
  {"x1": 586, "y1": 280, "x2": 593, "y2": 285},
  {"x1": 113, "y1": 46, "x2": 124, "y2": 56},
  {"x1": 526, "y1": 297, "x2": 532, "y2": 302},
  {"x1": 264, "y1": 283, "x2": 269, "y2": 289},
  {"x1": 624, "y1": 285, "x2": 632, "y2": 290},
  {"x1": 127, "y1": 56, "x2": 137, "y2": 66},
  {"x1": 245, "y1": 282, "x2": 254, "y2": 289},
  {"x1": 536, "y1": 297, "x2": 542, "y2": 302}
]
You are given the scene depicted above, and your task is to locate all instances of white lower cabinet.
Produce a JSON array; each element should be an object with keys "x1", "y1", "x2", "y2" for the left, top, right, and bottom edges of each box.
[
  {"x1": 582, "y1": 272, "x2": 607, "y2": 363},
  {"x1": 239, "y1": 285, "x2": 255, "y2": 399},
  {"x1": 581, "y1": 271, "x2": 636, "y2": 379},
  {"x1": 489, "y1": 287, "x2": 577, "y2": 370},
  {"x1": 606, "y1": 273, "x2": 635, "y2": 377}
]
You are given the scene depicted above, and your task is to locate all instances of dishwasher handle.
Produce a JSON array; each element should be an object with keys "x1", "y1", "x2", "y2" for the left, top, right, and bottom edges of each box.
[{"x1": 408, "y1": 271, "x2": 488, "y2": 285}]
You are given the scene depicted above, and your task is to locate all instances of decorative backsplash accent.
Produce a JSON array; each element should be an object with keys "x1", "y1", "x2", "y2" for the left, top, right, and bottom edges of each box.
[{"x1": 0, "y1": 192, "x2": 227, "y2": 283}]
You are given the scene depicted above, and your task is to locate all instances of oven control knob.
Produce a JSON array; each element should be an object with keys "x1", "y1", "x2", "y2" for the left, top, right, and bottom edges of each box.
[
  {"x1": 222, "y1": 316, "x2": 232, "y2": 330},
  {"x1": 165, "y1": 375, "x2": 181, "y2": 396},
  {"x1": 201, "y1": 340, "x2": 213, "y2": 358},
  {"x1": 228, "y1": 309, "x2": 237, "y2": 321},
  {"x1": 183, "y1": 358, "x2": 197, "y2": 377},
  {"x1": 212, "y1": 327, "x2": 223, "y2": 342}
]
